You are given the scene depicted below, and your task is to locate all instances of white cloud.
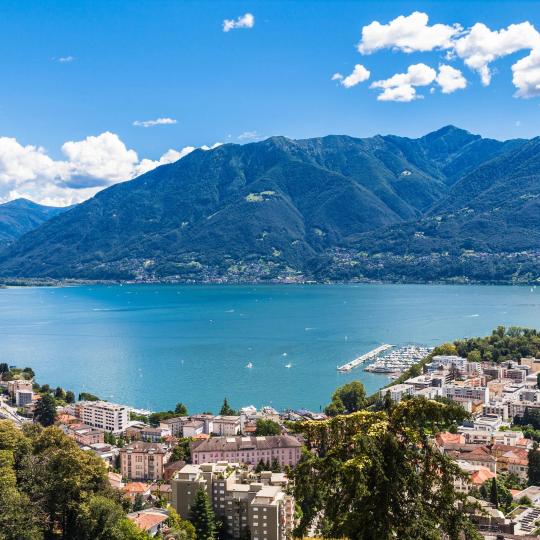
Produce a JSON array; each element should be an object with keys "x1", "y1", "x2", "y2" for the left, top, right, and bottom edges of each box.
[
  {"x1": 435, "y1": 64, "x2": 467, "y2": 93},
  {"x1": 237, "y1": 131, "x2": 259, "y2": 141},
  {"x1": 58, "y1": 56, "x2": 75, "y2": 63},
  {"x1": 358, "y1": 12, "x2": 461, "y2": 54},
  {"x1": 0, "y1": 134, "x2": 221, "y2": 206},
  {"x1": 333, "y1": 64, "x2": 371, "y2": 88},
  {"x1": 223, "y1": 13, "x2": 254, "y2": 32},
  {"x1": 133, "y1": 117, "x2": 177, "y2": 128},
  {"x1": 511, "y1": 48, "x2": 540, "y2": 98},
  {"x1": 370, "y1": 63, "x2": 436, "y2": 101},
  {"x1": 453, "y1": 22, "x2": 540, "y2": 85}
]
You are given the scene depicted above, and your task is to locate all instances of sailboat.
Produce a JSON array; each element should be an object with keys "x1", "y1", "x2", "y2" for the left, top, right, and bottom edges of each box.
[
  {"x1": 285, "y1": 363, "x2": 292, "y2": 369},
  {"x1": 246, "y1": 362, "x2": 253, "y2": 369}
]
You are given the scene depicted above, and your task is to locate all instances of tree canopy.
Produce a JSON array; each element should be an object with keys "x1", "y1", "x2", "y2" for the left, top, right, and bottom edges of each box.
[
  {"x1": 34, "y1": 393, "x2": 57, "y2": 427},
  {"x1": 254, "y1": 418, "x2": 281, "y2": 436},
  {"x1": 219, "y1": 398, "x2": 236, "y2": 416},
  {"x1": 190, "y1": 488, "x2": 217, "y2": 540},
  {"x1": 291, "y1": 397, "x2": 479, "y2": 540},
  {"x1": 325, "y1": 380, "x2": 366, "y2": 416}
]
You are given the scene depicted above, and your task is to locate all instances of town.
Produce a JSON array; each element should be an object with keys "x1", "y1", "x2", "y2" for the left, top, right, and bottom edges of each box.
[{"x1": 4, "y1": 327, "x2": 540, "y2": 539}]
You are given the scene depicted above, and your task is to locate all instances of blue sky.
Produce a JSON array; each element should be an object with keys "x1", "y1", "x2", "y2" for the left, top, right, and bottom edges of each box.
[{"x1": 1, "y1": 0, "x2": 540, "y2": 204}]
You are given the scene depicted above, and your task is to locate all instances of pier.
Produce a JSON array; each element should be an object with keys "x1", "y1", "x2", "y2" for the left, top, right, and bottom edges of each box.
[{"x1": 337, "y1": 344, "x2": 393, "y2": 372}]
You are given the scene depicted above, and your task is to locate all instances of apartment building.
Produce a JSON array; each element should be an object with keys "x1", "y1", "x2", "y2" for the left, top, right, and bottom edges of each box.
[
  {"x1": 119, "y1": 441, "x2": 171, "y2": 481},
  {"x1": 7, "y1": 378, "x2": 33, "y2": 397},
  {"x1": 171, "y1": 462, "x2": 295, "y2": 540},
  {"x1": 443, "y1": 384, "x2": 489, "y2": 404},
  {"x1": 74, "y1": 401, "x2": 128, "y2": 434},
  {"x1": 15, "y1": 389, "x2": 33, "y2": 407},
  {"x1": 383, "y1": 383, "x2": 414, "y2": 403},
  {"x1": 212, "y1": 415, "x2": 243, "y2": 436},
  {"x1": 191, "y1": 435, "x2": 301, "y2": 468}
]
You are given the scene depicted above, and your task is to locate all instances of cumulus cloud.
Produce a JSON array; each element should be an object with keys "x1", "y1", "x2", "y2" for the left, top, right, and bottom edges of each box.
[
  {"x1": 0, "y1": 134, "x2": 221, "y2": 206},
  {"x1": 223, "y1": 13, "x2": 254, "y2": 32},
  {"x1": 453, "y1": 21, "x2": 540, "y2": 85},
  {"x1": 370, "y1": 63, "x2": 436, "y2": 101},
  {"x1": 58, "y1": 56, "x2": 75, "y2": 63},
  {"x1": 237, "y1": 131, "x2": 259, "y2": 141},
  {"x1": 133, "y1": 117, "x2": 177, "y2": 128},
  {"x1": 358, "y1": 12, "x2": 461, "y2": 54},
  {"x1": 512, "y1": 48, "x2": 540, "y2": 97},
  {"x1": 435, "y1": 64, "x2": 467, "y2": 93},
  {"x1": 332, "y1": 64, "x2": 371, "y2": 88}
]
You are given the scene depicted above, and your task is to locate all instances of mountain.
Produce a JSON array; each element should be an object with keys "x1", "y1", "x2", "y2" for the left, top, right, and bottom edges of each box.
[
  {"x1": 0, "y1": 126, "x2": 536, "y2": 283},
  {"x1": 0, "y1": 199, "x2": 73, "y2": 247}
]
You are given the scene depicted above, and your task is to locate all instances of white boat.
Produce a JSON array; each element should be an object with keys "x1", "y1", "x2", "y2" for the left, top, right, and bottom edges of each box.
[
  {"x1": 246, "y1": 362, "x2": 253, "y2": 369},
  {"x1": 285, "y1": 363, "x2": 292, "y2": 368}
]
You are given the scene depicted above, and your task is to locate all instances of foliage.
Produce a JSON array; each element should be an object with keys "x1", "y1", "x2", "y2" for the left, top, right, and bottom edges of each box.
[
  {"x1": 432, "y1": 343, "x2": 458, "y2": 356},
  {"x1": 171, "y1": 438, "x2": 191, "y2": 463},
  {"x1": 220, "y1": 398, "x2": 236, "y2": 416},
  {"x1": 175, "y1": 402, "x2": 188, "y2": 416},
  {"x1": 65, "y1": 390, "x2": 75, "y2": 404},
  {"x1": 34, "y1": 393, "x2": 57, "y2": 426},
  {"x1": 167, "y1": 508, "x2": 196, "y2": 540},
  {"x1": 529, "y1": 443, "x2": 540, "y2": 486},
  {"x1": 190, "y1": 488, "x2": 217, "y2": 540},
  {"x1": 54, "y1": 386, "x2": 66, "y2": 400},
  {"x1": 454, "y1": 326, "x2": 540, "y2": 364},
  {"x1": 0, "y1": 420, "x2": 145, "y2": 540},
  {"x1": 79, "y1": 391, "x2": 100, "y2": 401},
  {"x1": 325, "y1": 381, "x2": 366, "y2": 416},
  {"x1": 254, "y1": 418, "x2": 281, "y2": 436},
  {"x1": 290, "y1": 397, "x2": 478, "y2": 540},
  {"x1": 479, "y1": 478, "x2": 513, "y2": 513}
]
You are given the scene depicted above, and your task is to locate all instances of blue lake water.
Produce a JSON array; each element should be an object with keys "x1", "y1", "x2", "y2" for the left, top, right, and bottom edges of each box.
[{"x1": 1, "y1": 284, "x2": 540, "y2": 413}]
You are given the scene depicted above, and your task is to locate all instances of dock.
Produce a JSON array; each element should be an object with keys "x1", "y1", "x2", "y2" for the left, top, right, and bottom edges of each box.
[{"x1": 337, "y1": 344, "x2": 393, "y2": 372}]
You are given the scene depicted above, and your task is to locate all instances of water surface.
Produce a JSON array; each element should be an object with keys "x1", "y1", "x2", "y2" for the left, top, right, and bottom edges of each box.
[{"x1": 1, "y1": 284, "x2": 539, "y2": 412}]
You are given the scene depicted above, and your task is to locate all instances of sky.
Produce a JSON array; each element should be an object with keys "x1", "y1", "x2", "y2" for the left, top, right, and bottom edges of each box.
[{"x1": 1, "y1": 0, "x2": 540, "y2": 205}]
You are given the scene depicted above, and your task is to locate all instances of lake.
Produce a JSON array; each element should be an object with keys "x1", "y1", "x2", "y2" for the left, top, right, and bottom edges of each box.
[{"x1": 1, "y1": 283, "x2": 540, "y2": 413}]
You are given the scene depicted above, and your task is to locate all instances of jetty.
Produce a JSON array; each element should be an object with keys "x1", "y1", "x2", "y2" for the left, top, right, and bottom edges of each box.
[{"x1": 337, "y1": 344, "x2": 393, "y2": 372}]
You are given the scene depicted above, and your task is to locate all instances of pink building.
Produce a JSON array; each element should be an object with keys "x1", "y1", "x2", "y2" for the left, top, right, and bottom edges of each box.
[{"x1": 191, "y1": 435, "x2": 302, "y2": 468}]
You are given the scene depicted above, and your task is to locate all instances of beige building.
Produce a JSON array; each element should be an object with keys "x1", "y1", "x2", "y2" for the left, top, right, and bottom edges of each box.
[
  {"x1": 191, "y1": 435, "x2": 302, "y2": 468},
  {"x1": 7, "y1": 378, "x2": 33, "y2": 397},
  {"x1": 212, "y1": 415, "x2": 243, "y2": 435},
  {"x1": 119, "y1": 441, "x2": 171, "y2": 481},
  {"x1": 171, "y1": 462, "x2": 295, "y2": 540},
  {"x1": 74, "y1": 400, "x2": 128, "y2": 434}
]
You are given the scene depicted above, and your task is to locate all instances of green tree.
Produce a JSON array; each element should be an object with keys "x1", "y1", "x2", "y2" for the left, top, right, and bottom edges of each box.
[
  {"x1": 255, "y1": 419, "x2": 281, "y2": 436},
  {"x1": 537, "y1": 373, "x2": 540, "y2": 390},
  {"x1": 171, "y1": 438, "x2": 191, "y2": 463},
  {"x1": 167, "y1": 508, "x2": 196, "y2": 540},
  {"x1": 175, "y1": 402, "x2": 189, "y2": 416},
  {"x1": 34, "y1": 393, "x2": 57, "y2": 426},
  {"x1": 190, "y1": 488, "x2": 217, "y2": 540},
  {"x1": 432, "y1": 343, "x2": 458, "y2": 356},
  {"x1": 291, "y1": 397, "x2": 478, "y2": 540},
  {"x1": 40, "y1": 384, "x2": 50, "y2": 394},
  {"x1": 65, "y1": 390, "x2": 75, "y2": 404},
  {"x1": 489, "y1": 477, "x2": 499, "y2": 508},
  {"x1": 220, "y1": 398, "x2": 235, "y2": 416},
  {"x1": 529, "y1": 443, "x2": 540, "y2": 486},
  {"x1": 79, "y1": 391, "x2": 100, "y2": 401},
  {"x1": 132, "y1": 493, "x2": 144, "y2": 512},
  {"x1": 0, "y1": 362, "x2": 10, "y2": 377},
  {"x1": 325, "y1": 381, "x2": 366, "y2": 416},
  {"x1": 270, "y1": 457, "x2": 281, "y2": 472},
  {"x1": 55, "y1": 386, "x2": 66, "y2": 400},
  {"x1": 467, "y1": 350, "x2": 481, "y2": 363}
]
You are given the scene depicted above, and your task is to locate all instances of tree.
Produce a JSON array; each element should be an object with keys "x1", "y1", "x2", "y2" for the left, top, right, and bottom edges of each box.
[
  {"x1": 55, "y1": 386, "x2": 66, "y2": 400},
  {"x1": 171, "y1": 438, "x2": 191, "y2": 463},
  {"x1": 167, "y1": 508, "x2": 196, "y2": 540},
  {"x1": 175, "y1": 402, "x2": 188, "y2": 416},
  {"x1": 65, "y1": 390, "x2": 75, "y2": 404},
  {"x1": 79, "y1": 391, "x2": 100, "y2": 401},
  {"x1": 255, "y1": 419, "x2": 281, "y2": 436},
  {"x1": 190, "y1": 488, "x2": 217, "y2": 540},
  {"x1": 432, "y1": 343, "x2": 458, "y2": 356},
  {"x1": 220, "y1": 398, "x2": 235, "y2": 416},
  {"x1": 0, "y1": 362, "x2": 9, "y2": 377},
  {"x1": 325, "y1": 381, "x2": 366, "y2": 416},
  {"x1": 467, "y1": 350, "x2": 481, "y2": 363},
  {"x1": 291, "y1": 397, "x2": 478, "y2": 539},
  {"x1": 529, "y1": 443, "x2": 540, "y2": 486},
  {"x1": 34, "y1": 393, "x2": 57, "y2": 426},
  {"x1": 537, "y1": 373, "x2": 540, "y2": 390},
  {"x1": 489, "y1": 477, "x2": 499, "y2": 508},
  {"x1": 132, "y1": 493, "x2": 144, "y2": 512},
  {"x1": 40, "y1": 384, "x2": 50, "y2": 394},
  {"x1": 270, "y1": 457, "x2": 281, "y2": 472}
]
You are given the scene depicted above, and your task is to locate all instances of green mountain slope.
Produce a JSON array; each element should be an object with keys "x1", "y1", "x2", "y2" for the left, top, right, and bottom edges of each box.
[
  {"x1": 0, "y1": 127, "x2": 534, "y2": 283},
  {"x1": 0, "y1": 198, "x2": 72, "y2": 247}
]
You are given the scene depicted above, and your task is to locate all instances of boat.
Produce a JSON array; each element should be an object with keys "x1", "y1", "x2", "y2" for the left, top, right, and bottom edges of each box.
[
  {"x1": 285, "y1": 363, "x2": 292, "y2": 368},
  {"x1": 246, "y1": 362, "x2": 253, "y2": 369}
]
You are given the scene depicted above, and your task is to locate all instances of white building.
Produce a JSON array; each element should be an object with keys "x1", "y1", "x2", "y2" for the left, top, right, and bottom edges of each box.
[
  {"x1": 443, "y1": 385, "x2": 489, "y2": 404},
  {"x1": 383, "y1": 384, "x2": 414, "y2": 403},
  {"x1": 75, "y1": 401, "x2": 128, "y2": 434},
  {"x1": 15, "y1": 389, "x2": 33, "y2": 407}
]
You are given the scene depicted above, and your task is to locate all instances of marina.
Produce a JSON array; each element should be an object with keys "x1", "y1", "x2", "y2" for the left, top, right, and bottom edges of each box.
[
  {"x1": 364, "y1": 345, "x2": 432, "y2": 376},
  {"x1": 337, "y1": 344, "x2": 393, "y2": 372}
]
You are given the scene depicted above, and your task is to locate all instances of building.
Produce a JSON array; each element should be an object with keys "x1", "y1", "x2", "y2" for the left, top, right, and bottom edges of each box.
[
  {"x1": 212, "y1": 415, "x2": 243, "y2": 436},
  {"x1": 74, "y1": 401, "x2": 128, "y2": 434},
  {"x1": 191, "y1": 435, "x2": 302, "y2": 468},
  {"x1": 7, "y1": 379, "x2": 33, "y2": 397},
  {"x1": 127, "y1": 509, "x2": 168, "y2": 537},
  {"x1": 68, "y1": 424, "x2": 105, "y2": 446},
  {"x1": 382, "y1": 383, "x2": 414, "y2": 403},
  {"x1": 15, "y1": 389, "x2": 33, "y2": 407},
  {"x1": 443, "y1": 384, "x2": 489, "y2": 405},
  {"x1": 171, "y1": 462, "x2": 295, "y2": 540},
  {"x1": 126, "y1": 424, "x2": 171, "y2": 443},
  {"x1": 119, "y1": 441, "x2": 171, "y2": 481}
]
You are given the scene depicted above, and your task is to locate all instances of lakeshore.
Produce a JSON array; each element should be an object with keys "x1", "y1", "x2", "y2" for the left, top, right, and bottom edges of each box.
[{"x1": 2, "y1": 283, "x2": 540, "y2": 412}]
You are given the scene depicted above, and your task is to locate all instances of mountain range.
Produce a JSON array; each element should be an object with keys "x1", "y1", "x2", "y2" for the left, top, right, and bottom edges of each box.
[{"x1": 0, "y1": 126, "x2": 539, "y2": 283}]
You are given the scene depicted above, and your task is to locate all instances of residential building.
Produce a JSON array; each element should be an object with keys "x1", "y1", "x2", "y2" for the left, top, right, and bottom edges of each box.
[
  {"x1": 443, "y1": 384, "x2": 489, "y2": 404},
  {"x1": 191, "y1": 435, "x2": 302, "y2": 468},
  {"x1": 383, "y1": 383, "x2": 414, "y2": 403},
  {"x1": 119, "y1": 442, "x2": 171, "y2": 481},
  {"x1": 212, "y1": 415, "x2": 243, "y2": 436},
  {"x1": 127, "y1": 510, "x2": 168, "y2": 537},
  {"x1": 171, "y1": 462, "x2": 295, "y2": 540},
  {"x1": 7, "y1": 379, "x2": 33, "y2": 397},
  {"x1": 74, "y1": 401, "x2": 128, "y2": 434},
  {"x1": 68, "y1": 424, "x2": 105, "y2": 446},
  {"x1": 15, "y1": 389, "x2": 33, "y2": 407}
]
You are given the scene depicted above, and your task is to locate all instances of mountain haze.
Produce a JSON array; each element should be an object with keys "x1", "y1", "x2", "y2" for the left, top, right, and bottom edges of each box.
[{"x1": 0, "y1": 126, "x2": 538, "y2": 283}]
